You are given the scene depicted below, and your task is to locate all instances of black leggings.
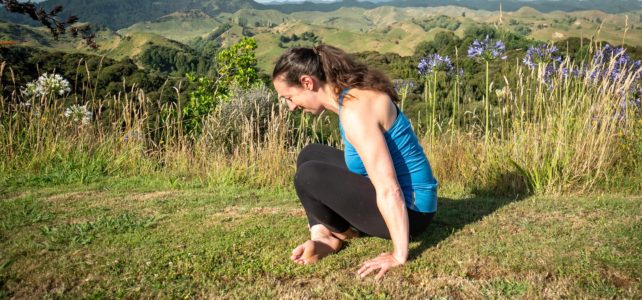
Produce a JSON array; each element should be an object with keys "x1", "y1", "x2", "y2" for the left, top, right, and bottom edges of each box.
[{"x1": 294, "y1": 143, "x2": 435, "y2": 239}]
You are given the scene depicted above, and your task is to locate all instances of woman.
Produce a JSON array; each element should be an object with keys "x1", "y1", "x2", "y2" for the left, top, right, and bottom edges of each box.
[{"x1": 272, "y1": 45, "x2": 438, "y2": 279}]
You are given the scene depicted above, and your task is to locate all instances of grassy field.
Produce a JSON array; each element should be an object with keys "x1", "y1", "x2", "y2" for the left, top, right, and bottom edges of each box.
[{"x1": 1, "y1": 177, "x2": 640, "y2": 298}]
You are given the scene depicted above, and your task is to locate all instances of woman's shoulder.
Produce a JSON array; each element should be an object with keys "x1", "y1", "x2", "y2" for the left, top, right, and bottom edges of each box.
[
  {"x1": 342, "y1": 89, "x2": 389, "y2": 112},
  {"x1": 340, "y1": 89, "x2": 395, "y2": 131},
  {"x1": 343, "y1": 88, "x2": 388, "y2": 102}
]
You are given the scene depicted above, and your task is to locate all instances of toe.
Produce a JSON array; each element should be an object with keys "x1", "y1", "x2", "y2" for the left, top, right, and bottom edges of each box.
[{"x1": 291, "y1": 244, "x2": 305, "y2": 260}]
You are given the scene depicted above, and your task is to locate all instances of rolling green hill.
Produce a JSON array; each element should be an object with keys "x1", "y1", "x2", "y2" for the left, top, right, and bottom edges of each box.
[
  {"x1": 0, "y1": 0, "x2": 261, "y2": 30},
  {"x1": 118, "y1": 5, "x2": 641, "y2": 71},
  {"x1": 2, "y1": 0, "x2": 639, "y2": 32},
  {"x1": 0, "y1": 21, "x2": 53, "y2": 48},
  {"x1": 119, "y1": 10, "x2": 223, "y2": 43},
  {"x1": 99, "y1": 32, "x2": 189, "y2": 62},
  {"x1": 4, "y1": 3, "x2": 642, "y2": 76}
]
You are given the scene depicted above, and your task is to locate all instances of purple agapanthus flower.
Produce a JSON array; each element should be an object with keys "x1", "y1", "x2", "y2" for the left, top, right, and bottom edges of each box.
[
  {"x1": 523, "y1": 44, "x2": 562, "y2": 70},
  {"x1": 418, "y1": 53, "x2": 453, "y2": 76},
  {"x1": 467, "y1": 35, "x2": 507, "y2": 61},
  {"x1": 393, "y1": 79, "x2": 415, "y2": 94},
  {"x1": 590, "y1": 44, "x2": 642, "y2": 83},
  {"x1": 523, "y1": 44, "x2": 564, "y2": 87}
]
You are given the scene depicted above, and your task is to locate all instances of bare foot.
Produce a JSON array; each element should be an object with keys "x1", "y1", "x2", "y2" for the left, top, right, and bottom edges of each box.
[
  {"x1": 332, "y1": 227, "x2": 359, "y2": 241},
  {"x1": 290, "y1": 235, "x2": 342, "y2": 265}
]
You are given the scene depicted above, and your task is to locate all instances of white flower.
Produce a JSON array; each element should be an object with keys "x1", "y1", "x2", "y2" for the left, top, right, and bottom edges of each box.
[
  {"x1": 21, "y1": 73, "x2": 71, "y2": 98},
  {"x1": 21, "y1": 82, "x2": 37, "y2": 97},
  {"x1": 64, "y1": 104, "x2": 92, "y2": 125}
]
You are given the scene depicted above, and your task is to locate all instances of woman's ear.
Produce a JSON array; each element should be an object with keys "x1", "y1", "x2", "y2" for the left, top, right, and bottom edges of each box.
[{"x1": 299, "y1": 75, "x2": 314, "y2": 91}]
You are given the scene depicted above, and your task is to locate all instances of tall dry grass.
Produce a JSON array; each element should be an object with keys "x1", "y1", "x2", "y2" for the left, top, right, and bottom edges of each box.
[{"x1": 0, "y1": 46, "x2": 640, "y2": 195}]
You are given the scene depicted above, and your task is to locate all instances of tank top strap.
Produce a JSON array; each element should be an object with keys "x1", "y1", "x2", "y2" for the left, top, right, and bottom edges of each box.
[{"x1": 338, "y1": 88, "x2": 350, "y2": 113}]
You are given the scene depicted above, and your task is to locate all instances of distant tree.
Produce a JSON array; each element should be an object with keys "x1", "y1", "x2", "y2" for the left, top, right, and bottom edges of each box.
[
  {"x1": 514, "y1": 24, "x2": 532, "y2": 37},
  {"x1": 182, "y1": 38, "x2": 259, "y2": 134},
  {"x1": 464, "y1": 24, "x2": 498, "y2": 40},
  {"x1": 216, "y1": 37, "x2": 258, "y2": 89},
  {"x1": 279, "y1": 35, "x2": 291, "y2": 43},
  {"x1": 242, "y1": 27, "x2": 254, "y2": 37},
  {"x1": 414, "y1": 31, "x2": 460, "y2": 58},
  {"x1": 0, "y1": 0, "x2": 96, "y2": 48}
]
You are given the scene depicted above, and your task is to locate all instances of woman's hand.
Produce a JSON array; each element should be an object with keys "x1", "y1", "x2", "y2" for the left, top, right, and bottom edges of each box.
[{"x1": 357, "y1": 252, "x2": 405, "y2": 280}]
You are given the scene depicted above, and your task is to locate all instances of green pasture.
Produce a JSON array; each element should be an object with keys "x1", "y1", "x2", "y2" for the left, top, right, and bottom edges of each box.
[{"x1": 1, "y1": 178, "x2": 639, "y2": 298}]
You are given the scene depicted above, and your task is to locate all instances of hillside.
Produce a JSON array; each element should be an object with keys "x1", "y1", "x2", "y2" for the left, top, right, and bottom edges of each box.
[
  {"x1": 4, "y1": 3, "x2": 642, "y2": 75},
  {"x1": 1, "y1": 0, "x2": 640, "y2": 31},
  {"x1": 0, "y1": 21, "x2": 53, "y2": 48},
  {"x1": 263, "y1": 0, "x2": 642, "y2": 15},
  {"x1": 99, "y1": 32, "x2": 190, "y2": 62},
  {"x1": 0, "y1": 0, "x2": 261, "y2": 30},
  {"x1": 111, "y1": 5, "x2": 642, "y2": 72},
  {"x1": 119, "y1": 10, "x2": 223, "y2": 43}
]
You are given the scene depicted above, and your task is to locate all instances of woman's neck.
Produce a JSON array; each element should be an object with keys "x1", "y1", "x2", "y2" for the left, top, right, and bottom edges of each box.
[{"x1": 319, "y1": 83, "x2": 341, "y2": 114}]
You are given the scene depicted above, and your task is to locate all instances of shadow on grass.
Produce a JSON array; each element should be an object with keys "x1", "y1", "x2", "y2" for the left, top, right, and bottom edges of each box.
[{"x1": 408, "y1": 192, "x2": 529, "y2": 260}]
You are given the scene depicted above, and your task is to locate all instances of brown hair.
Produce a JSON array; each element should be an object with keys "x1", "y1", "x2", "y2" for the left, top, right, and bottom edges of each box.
[{"x1": 272, "y1": 44, "x2": 398, "y2": 102}]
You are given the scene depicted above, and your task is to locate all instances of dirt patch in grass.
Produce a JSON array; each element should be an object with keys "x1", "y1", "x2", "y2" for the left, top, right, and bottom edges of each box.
[
  {"x1": 203, "y1": 206, "x2": 305, "y2": 228},
  {"x1": 127, "y1": 191, "x2": 182, "y2": 202},
  {"x1": 45, "y1": 191, "x2": 105, "y2": 203},
  {"x1": 206, "y1": 206, "x2": 299, "y2": 218},
  {"x1": 0, "y1": 191, "x2": 30, "y2": 202},
  {"x1": 46, "y1": 190, "x2": 182, "y2": 206}
]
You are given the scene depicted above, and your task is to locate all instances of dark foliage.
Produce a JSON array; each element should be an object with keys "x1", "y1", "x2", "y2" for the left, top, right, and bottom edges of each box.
[{"x1": 0, "y1": 46, "x2": 179, "y2": 102}]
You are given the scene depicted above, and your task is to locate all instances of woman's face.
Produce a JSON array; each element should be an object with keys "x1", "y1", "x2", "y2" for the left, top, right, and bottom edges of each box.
[{"x1": 273, "y1": 76, "x2": 325, "y2": 115}]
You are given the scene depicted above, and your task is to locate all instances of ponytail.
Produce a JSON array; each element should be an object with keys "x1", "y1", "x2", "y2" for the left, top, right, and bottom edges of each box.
[{"x1": 272, "y1": 44, "x2": 398, "y2": 102}]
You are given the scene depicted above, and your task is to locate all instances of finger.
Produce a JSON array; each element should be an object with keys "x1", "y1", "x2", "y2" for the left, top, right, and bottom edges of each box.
[
  {"x1": 357, "y1": 263, "x2": 371, "y2": 276},
  {"x1": 358, "y1": 263, "x2": 371, "y2": 275},
  {"x1": 359, "y1": 265, "x2": 379, "y2": 278},
  {"x1": 358, "y1": 261, "x2": 375, "y2": 273},
  {"x1": 359, "y1": 259, "x2": 375, "y2": 266},
  {"x1": 374, "y1": 266, "x2": 388, "y2": 281}
]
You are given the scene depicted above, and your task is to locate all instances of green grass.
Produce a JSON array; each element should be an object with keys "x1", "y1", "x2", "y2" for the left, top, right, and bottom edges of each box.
[{"x1": 1, "y1": 178, "x2": 640, "y2": 298}]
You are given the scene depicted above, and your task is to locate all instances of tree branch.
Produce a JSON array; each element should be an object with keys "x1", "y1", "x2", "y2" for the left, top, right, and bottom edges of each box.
[{"x1": 1, "y1": 0, "x2": 97, "y2": 49}]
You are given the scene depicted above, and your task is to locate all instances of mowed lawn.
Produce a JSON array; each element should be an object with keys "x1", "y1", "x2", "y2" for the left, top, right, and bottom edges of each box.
[{"x1": 1, "y1": 177, "x2": 640, "y2": 299}]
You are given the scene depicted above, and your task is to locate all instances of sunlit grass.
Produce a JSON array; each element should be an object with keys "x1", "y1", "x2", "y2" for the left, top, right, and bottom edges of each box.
[{"x1": 0, "y1": 181, "x2": 639, "y2": 298}]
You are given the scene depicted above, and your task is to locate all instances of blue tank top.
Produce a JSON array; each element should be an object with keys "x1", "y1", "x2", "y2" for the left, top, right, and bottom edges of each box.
[{"x1": 338, "y1": 89, "x2": 438, "y2": 213}]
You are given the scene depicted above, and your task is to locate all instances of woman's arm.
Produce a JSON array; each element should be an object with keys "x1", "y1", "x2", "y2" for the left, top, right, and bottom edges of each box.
[{"x1": 340, "y1": 96, "x2": 409, "y2": 278}]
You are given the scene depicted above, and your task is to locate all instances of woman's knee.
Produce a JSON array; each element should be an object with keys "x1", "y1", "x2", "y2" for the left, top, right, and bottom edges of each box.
[
  {"x1": 294, "y1": 160, "x2": 325, "y2": 191},
  {"x1": 296, "y1": 143, "x2": 325, "y2": 168}
]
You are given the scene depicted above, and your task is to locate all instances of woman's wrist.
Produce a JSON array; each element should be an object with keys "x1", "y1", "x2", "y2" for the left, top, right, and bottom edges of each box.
[{"x1": 393, "y1": 251, "x2": 407, "y2": 263}]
